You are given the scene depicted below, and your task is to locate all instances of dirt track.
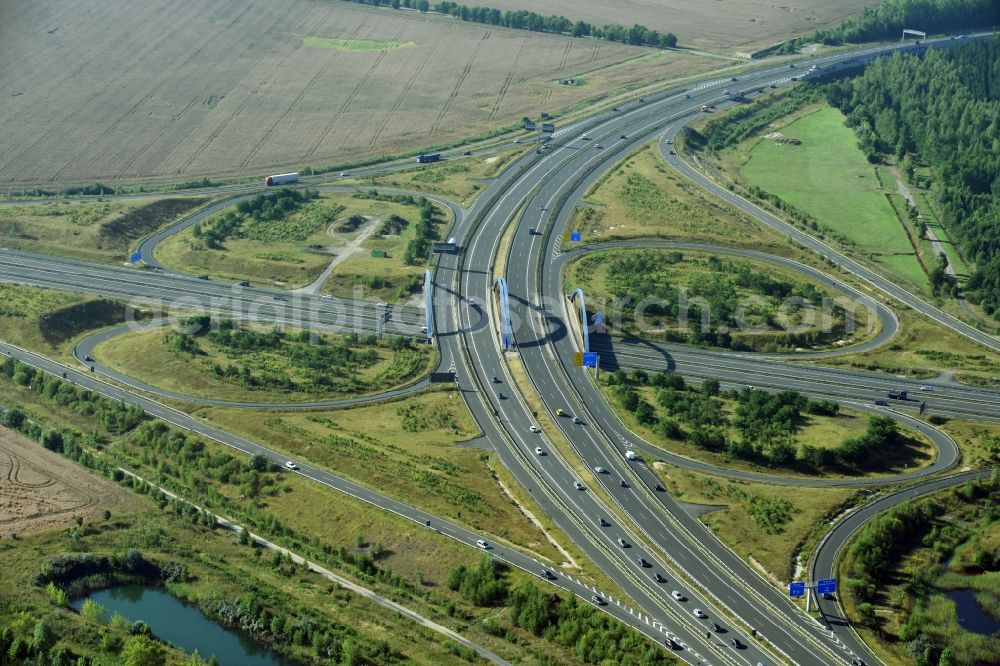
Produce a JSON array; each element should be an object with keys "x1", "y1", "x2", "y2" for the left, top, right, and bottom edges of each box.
[{"x1": 0, "y1": 427, "x2": 131, "y2": 536}]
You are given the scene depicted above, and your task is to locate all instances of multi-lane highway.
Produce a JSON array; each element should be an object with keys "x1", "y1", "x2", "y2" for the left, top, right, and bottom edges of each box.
[{"x1": 3, "y1": 31, "x2": 999, "y2": 666}]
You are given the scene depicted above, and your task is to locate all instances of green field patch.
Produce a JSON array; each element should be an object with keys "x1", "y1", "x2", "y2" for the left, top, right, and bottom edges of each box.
[
  {"x1": 566, "y1": 248, "x2": 872, "y2": 352},
  {"x1": 0, "y1": 198, "x2": 208, "y2": 265},
  {"x1": 302, "y1": 36, "x2": 414, "y2": 52},
  {"x1": 739, "y1": 105, "x2": 929, "y2": 292},
  {"x1": 92, "y1": 319, "x2": 433, "y2": 402}
]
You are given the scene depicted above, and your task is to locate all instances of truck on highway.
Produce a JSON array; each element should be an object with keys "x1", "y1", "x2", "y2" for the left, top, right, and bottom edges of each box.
[
  {"x1": 887, "y1": 389, "x2": 908, "y2": 400},
  {"x1": 416, "y1": 153, "x2": 441, "y2": 163},
  {"x1": 264, "y1": 172, "x2": 299, "y2": 186},
  {"x1": 700, "y1": 104, "x2": 710, "y2": 112}
]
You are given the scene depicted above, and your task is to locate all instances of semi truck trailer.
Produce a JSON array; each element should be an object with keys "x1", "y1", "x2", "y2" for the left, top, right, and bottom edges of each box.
[
  {"x1": 264, "y1": 173, "x2": 299, "y2": 186},
  {"x1": 416, "y1": 153, "x2": 441, "y2": 163}
]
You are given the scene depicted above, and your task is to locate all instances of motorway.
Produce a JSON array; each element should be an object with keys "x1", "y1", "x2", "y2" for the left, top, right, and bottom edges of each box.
[{"x1": 3, "y1": 32, "x2": 999, "y2": 666}]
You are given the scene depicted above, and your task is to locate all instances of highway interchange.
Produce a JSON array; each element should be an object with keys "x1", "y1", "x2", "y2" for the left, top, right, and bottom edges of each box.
[{"x1": 3, "y1": 32, "x2": 999, "y2": 666}]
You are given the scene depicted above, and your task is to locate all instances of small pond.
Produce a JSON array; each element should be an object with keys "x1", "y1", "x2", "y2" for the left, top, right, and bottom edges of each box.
[
  {"x1": 72, "y1": 586, "x2": 287, "y2": 665},
  {"x1": 945, "y1": 588, "x2": 1000, "y2": 636}
]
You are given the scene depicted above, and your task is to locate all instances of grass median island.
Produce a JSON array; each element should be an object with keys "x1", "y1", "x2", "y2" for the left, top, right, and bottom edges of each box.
[
  {"x1": 599, "y1": 370, "x2": 934, "y2": 478},
  {"x1": 0, "y1": 197, "x2": 209, "y2": 265},
  {"x1": 568, "y1": 141, "x2": 788, "y2": 251},
  {"x1": 356, "y1": 146, "x2": 528, "y2": 206},
  {"x1": 323, "y1": 192, "x2": 447, "y2": 303},
  {"x1": 153, "y1": 189, "x2": 440, "y2": 290},
  {"x1": 653, "y1": 462, "x2": 857, "y2": 582},
  {"x1": 91, "y1": 318, "x2": 434, "y2": 402},
  {"x1": 0, "y1": 284, "x2": 154, "y2": 357},
  {"x1": 820, "y1": 305, "x2": 1000, "y2": 387},
  {"x1": 734, "y1": 105, "x2": 930, "y2": 293},
  {"x1": 838, "y1": 474, "x2": 1000, "y2": 666},
  {"x1": 566, "y1": 248, "x2": 874, "y2": 352},
  {"x1": 0, "y1": 359, "x2": 669, "y2": 665}
]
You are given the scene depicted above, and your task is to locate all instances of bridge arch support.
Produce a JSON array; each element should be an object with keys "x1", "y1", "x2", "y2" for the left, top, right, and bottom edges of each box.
[
  {"x1": 493, "y1": 277, "x2": 514, "y2": 351},
  {"x1": 567, "y1": 288, "x2": 591, "y2": 353},
  {"x1": 424, "y1": 269, "x2": 433, "y2": 344}
]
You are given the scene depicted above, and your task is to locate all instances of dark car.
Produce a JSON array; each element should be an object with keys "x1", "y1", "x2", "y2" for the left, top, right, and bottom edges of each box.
[
  {"x1": 638, "y1": 558, "x2": 650, "y2": 568},
  {"x1": 654, "y1": 484, "x2": 665, "y2": 492},
  {"x1": 238, "y1": 280, "x2": 250, "y2": 287},
  {"x1": 712, "y1": 622, "x2": 723, "y2": 633},
  {"x1": 730, "y1": 638, "x2": 743, "y2": 649},
  {"x1": 197, "y1": 274, "x2": 209, "y2": 280},
  {"x1": 654, "y1": 573, "x2": 666, "y2": 583},
  {"x1": 463, "y1": 150, "x2": 472, "y2": 156},
  {"x1": 875, "y1": 399, "x2": 889, "y2": 406},
  {"x1": 540, "y1": 570, "x2": 556, "y2": 580},
  {"x1": 666, "y1": 638, "x2": 681, "y2": 650},
  {"x1": 620, "y1": 479, "x2": 628, "y2": 488}
]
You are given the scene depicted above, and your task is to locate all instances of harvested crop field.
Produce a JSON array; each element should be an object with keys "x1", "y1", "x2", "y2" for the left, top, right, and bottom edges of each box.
[
  {"x1": 0, "y1": 0, "x2": 718, "y2": 190},
  {"x1": 0, "y1": 427, "x2": 132, "y2": 536},
  {"x1": 483, "y1": 0, "x2": 879, "y2": 52}
]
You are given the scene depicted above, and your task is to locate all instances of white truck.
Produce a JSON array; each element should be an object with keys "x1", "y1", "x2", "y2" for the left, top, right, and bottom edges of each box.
[{"x1": 264, "y1": 172, "x2": 299, "y2": 186}]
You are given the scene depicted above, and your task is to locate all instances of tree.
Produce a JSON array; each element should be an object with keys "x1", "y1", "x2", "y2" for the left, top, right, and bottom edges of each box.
[
  {"x1": 701, "y1": 378, "x2": 720, "y2": 396},
  {"x1": 121, "y1": 635, "x2": 165, "y2": 666},
  {"x1": 32, "y1": 618, "x2": 55, "y2": 654}
]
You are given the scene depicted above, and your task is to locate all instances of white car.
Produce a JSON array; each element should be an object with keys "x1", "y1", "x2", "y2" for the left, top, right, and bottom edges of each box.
[
  {"x1": 284, "y1": 460, "x2": 298, "y2": 470},
  {"x1": 419, "y1": 325, "x2": 428, "y2": 333},
  {"x1": 625, "y1": 450, "x2": 637, "y2": 460},
  {"x1": 322, "y1": 294, "x2": 333, "y2": 300},
  {"x1": 671, "y1": 591, "x2": 685, "y2": 601},
  {"x1": 476, "y1": 539, "x2": 490, "y2": 549},
  {"x1": 339, "y1": 171, "x2": 348, "y2": 177},
  {"x1": 920, "y1": 385, "x2": 934, "y2": 392},
  {"x1": 573, "y1": 481, "x2": 585, "y2": 490},
  {"x1": 693, "y1": 609, "x2": 708, "y2": 619},
  {"x1": 529, "y1": 425, "x2": 540, "y2": 433},
  {"x1": 535, "y1": 447, "x2": 544, "y2": 456},
  {"x1": 594, "y1": 466, "x2": 607, "y2": 474}
]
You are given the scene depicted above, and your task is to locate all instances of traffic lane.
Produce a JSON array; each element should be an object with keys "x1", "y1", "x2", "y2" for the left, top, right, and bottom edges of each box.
[
  {"x1": 510, "y1": 285, "x2": 838, "y2": 665},
  {"x1": 599, "y1": 343, "x2": 1000, "y2": 422}
]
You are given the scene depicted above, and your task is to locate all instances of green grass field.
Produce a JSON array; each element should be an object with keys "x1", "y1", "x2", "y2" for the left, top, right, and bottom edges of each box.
[
  {"x1": 91, "y1": 325, "x2": 434, "y2": 403},
  {"x1": 739, "y1": 106, "x2": 930, "y2": 292},
  {"x1": 302, "y1": 36, "x2": 414, "y2": 51}
]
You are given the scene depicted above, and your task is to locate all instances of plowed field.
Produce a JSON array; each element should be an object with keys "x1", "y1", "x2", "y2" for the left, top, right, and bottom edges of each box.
[{"x1": 0, "y1": 0, "x2": 717, "y2": 189}]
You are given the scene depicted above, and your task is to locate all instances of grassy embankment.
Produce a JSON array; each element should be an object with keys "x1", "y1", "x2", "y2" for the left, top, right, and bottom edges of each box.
[
  {"x1": 91, "y1": 322, "x2": 434, "y2": 403},
  {"x1": 0, "y1": 366, "x2": 672, "y2": 665},
  {"x1": 0, "y1": 197, "x2": 208, "y2": 265},
  {"x1": 154, "y1": 190, "x2": 443, "y2": 293}
]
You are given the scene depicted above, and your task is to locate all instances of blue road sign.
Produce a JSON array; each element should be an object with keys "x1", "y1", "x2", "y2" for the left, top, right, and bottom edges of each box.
[
  {"x1": 570, "y1": 231, "x2": 581, "y2": 242},
  {"x1": 583, "y1": 352, "x2": 598, "y2": 368},
  {"x1": 817, "y1": 579, "x2": 838, "y2": 595},
  {"x1": 130, "y1": 251, "x2": 142, "y2": 263},
  {"x1": 788, "y1": 582, "x2": 805, "y2": 598}
]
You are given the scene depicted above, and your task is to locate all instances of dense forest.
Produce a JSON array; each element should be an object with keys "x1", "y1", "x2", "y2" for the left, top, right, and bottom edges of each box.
[
  {"x1": 826, "y1": 37, "x2": 1000, "y2": 315},
  {"x1": 814, "y1": 0, "x2": 999, "y2": 45}
]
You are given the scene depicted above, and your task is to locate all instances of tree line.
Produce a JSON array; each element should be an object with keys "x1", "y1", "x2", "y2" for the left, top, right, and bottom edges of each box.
[
  {"x1": 826, "y1": 37, "x2": 1000, "y2": 315},
  {"x1": 336, "y1": 0, "x2": 677, "y2": 49}
]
